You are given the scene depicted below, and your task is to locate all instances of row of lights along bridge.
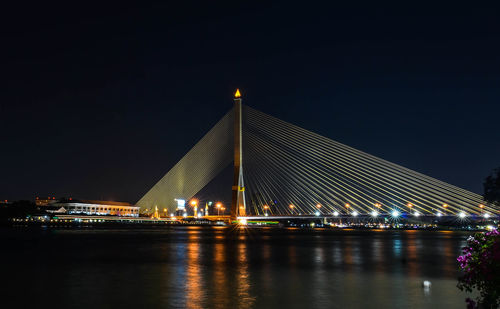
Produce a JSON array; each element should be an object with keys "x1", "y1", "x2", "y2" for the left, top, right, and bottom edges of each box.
[
  {"x1": 163, "y1": 199, "x2": 492, "y2": 219},
  {"x1": 259, "y1": 202, "x2": 492, "y2": 219}
]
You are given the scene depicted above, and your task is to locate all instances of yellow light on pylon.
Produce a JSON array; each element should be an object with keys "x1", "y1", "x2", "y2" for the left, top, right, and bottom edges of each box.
[
  {"x1": 407, "y1": 203, "x2": 413, "y2": 208},
  {"x1": 479, "y1": 204, "x2": 484, "y2": 209},
  {"x1": 316, "y1": 203, "x2": 321, "y2": 208},
  {"x1": 289, "y1": 204, "x2": 294, "y2": 209},
  {"x1": 234, "y1": 89, "x2": 241, "y2": 98},
  {"x1": 443, "y1": 203, "x2": 448, "y2": 208},
  {"x1": 345, "y1": 203, "x2": 350, "y2": 208},
  {"x1": 263, "y1": 205, "x2": 269, "y2": 210}
]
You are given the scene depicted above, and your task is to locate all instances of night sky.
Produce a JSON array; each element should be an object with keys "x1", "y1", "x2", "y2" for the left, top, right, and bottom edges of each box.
[{"x1": 1, "y1": 1, "x2": 499, "y2": 203}]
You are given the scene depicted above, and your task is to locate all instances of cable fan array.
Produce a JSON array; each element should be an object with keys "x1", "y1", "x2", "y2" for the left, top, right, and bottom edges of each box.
[
  {"x1": 242, "y1": 106, "x2": 496, "y2": 217},
  {"x1": 136, "y1": 104, "x2": 497, "y2": 218},
  {"x1": 136, "y1": 109, "x2": 234, "y2": 213}
]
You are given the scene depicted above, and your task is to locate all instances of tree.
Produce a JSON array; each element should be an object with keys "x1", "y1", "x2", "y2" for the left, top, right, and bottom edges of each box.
[
  {"x1": 457, "y1": 230, "x2": 500, "y2": 309},
  {"x1": 484, "y1": 167, "x2": 500, "y2": 206},
  {"x1": 0, "y1": 200, "x2": 43, "y2": 225}
]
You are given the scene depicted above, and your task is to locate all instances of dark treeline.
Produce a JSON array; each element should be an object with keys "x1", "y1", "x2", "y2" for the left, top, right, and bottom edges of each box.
[
  {"x1": 484, "y1": 167, "x2": 500, "y2": 207},
  {"x1": 0, "y1": 200, "x2": 45, "y2": 225}
]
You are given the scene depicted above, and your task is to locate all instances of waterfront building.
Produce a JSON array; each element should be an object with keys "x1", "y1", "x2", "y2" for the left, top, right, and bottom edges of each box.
[{"x1": 37, "y1": 198, "x2": 139, "y2": 217}]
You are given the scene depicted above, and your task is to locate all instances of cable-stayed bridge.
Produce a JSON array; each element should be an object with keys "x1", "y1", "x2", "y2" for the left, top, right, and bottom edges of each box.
[{"x1": 136, "y1": 91, "x2": 498, "y2": 223}]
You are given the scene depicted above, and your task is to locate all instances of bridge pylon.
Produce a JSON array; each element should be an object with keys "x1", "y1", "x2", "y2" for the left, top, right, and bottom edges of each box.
[{"x1": 230, "y1": 89, "x2": 246, "y2": 222}]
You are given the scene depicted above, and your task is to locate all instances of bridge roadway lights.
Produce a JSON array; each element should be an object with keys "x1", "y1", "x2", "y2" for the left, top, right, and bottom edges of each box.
[{"x1": 236, "y1": 214, "x2": 497, "y2": 224}]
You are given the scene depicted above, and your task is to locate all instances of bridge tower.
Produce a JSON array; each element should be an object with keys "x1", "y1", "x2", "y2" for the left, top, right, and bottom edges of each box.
[{"x1": 230, "y1": 89, "x2": 246, "y2": 221}]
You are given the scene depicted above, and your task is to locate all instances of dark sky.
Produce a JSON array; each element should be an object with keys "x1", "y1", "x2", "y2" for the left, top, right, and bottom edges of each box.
[{"x1": 1, "y1": 1, "x2": 499, "y2": 203}]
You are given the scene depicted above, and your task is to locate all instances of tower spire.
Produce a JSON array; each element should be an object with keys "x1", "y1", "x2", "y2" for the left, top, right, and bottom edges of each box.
[{"x1": 230, "y1": 89, "x2": 246, "y2": 222}]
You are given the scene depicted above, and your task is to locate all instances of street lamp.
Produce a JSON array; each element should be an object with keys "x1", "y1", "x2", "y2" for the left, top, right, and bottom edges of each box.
[
  {"x1": 407, "y1": 203, "x2": 413, "y2": 212},
  {"x1": 216, "y1": 202, "x2": 222, "y2": 216},
  {"x1": 190, "y1": 199, "x2": 198, "y2": 217},
  {"x1": 263, "y1": 205, "x2": 269, "y2": 216},
  {"x1": 289, "y1": 204, "x2": 295, "y2": 214}
]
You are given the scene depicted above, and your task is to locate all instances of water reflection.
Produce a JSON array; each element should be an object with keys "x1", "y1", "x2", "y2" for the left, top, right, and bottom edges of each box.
[
  {"x1": 0, "y1": 228, "x2": 474, "y2": 309},
  {"x1": 441, "y1": 232, "x2": 456, "y2": 278},
  {"x1": 186, "y1": 232, "x2": 204, "y2": 309},
  {"x1": 237, "y1": 242, "x2": 255, "y2": 309},
  {"x1": 213, "y1": 242, "x2": 229, "y2": 308},
  {"x1": 393, "y1": 238, "x2": 402, "y2": 257},
  {"x1": 405, "y1": 232, "x2": 419, "y2": 277},
  {"x1": 371, "y1": 237, "x2": 385, "y2": 273}
]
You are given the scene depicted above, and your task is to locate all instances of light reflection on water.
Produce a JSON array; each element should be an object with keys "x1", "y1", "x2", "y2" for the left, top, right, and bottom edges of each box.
[
  {"x1": 0, "y1": 227, "x2": 472, "y2": 308},
  {"x1": 186, "y1": 232, "x2": 203, "y2": 309}
]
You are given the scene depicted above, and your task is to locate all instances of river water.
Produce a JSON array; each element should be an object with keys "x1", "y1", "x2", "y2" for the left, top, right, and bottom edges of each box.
[{"x1": 1, "y1": 227, "x2": 473, "y2": 308}]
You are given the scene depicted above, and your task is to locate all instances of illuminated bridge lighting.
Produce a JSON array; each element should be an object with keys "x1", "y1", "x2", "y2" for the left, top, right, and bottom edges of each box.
[
  {"x1": 371, "y1": 210, "x2": 378, "y2": 217},
  {"x1": 135, "y1": 95, "x2": 499, "y2": 219},
  {"x1": 458, "y1": 212, "x2": 467, "y2": 219}
]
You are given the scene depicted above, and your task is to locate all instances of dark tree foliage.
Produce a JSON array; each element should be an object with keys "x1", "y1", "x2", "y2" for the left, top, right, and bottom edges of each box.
[
  {"x1": 484, "y1": 167, "x2": 500, "y2": 206},
  {"x1": 0, "y1": 200, "x2": 45, "y2": 224}
]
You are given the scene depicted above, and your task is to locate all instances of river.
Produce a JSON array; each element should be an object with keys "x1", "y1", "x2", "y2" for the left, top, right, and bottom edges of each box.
[{"x1": 0, "y1": 227, "x2": 473, "y2": 308}]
